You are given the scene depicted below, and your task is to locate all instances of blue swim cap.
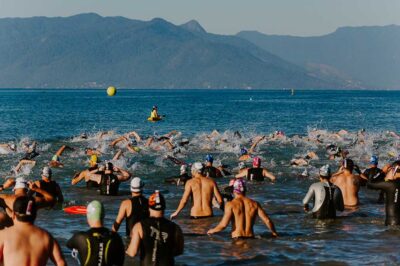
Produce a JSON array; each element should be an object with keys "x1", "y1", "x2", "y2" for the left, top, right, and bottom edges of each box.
[
  {"x1": 370, "y1": 155, "x2": 378, "y2": 165},
  {"x1": 240, "y1": 148, "x2": 248, "y2": 156},
  {"x1": 205, "y1": 154, "x2": 213, "y2": 163}
]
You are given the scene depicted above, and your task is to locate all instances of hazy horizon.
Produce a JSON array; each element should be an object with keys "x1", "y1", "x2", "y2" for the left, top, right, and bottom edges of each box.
[{"x1": 0, "y1": 0, "x2": 399, "y2": 36}]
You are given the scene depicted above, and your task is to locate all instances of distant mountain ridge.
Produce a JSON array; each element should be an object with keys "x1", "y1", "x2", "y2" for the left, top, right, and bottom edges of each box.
[
  {"x1": 0, "y1": 13, "x2": 345, "y2": 89},
  {"x1": 238, "y1": 25, "x2": 400, "y2": 89}
]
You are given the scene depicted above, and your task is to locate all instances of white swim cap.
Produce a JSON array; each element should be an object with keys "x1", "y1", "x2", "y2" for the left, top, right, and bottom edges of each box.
[
  {"x1": 191, "y1": 162, "x2": 203, "y2": 173},
  {"x1": 130, "y1": 177, "x2": 144, "y2": 193}
]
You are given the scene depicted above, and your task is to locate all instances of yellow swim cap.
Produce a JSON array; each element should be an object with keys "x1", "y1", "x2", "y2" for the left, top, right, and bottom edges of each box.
[{"x1": 90, "y1": 154, "x2": 99, "y2": 163}]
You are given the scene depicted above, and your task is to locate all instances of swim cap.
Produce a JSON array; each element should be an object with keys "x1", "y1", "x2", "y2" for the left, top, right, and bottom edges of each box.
[
  {"x1": 191, "y1": 162, "x2": 203, "y2": 173},
  {"x1": 90, "y1": 154, "x2": 99, "y2": 164},
  {"x1": 370, "y1": 155, "x2": 379, "y2": 165},
  {"x1": 148, "y1": 190, "x2": 166, "y2": 211},
  {"x1": 342, "y1": 158, "x2": 354, "y2": 170},
  {"x1": 14, "y1": 177, "x2": 27, "y2": 191},
  {"x1": 86, "y1": 200, "x2": 105, "y2": 222},
  {"x1": 205, "y1": 154, "x2": 214, "y2": 163},
  {"x1": 238, "y1": 162, "x2": 246, "y2": 170},
  {"x1": 13, "y1": 196, "x2": 37, "y2": 222},
  {"x1": 180, "y1": 164, "x2": 188, "y2": 175},
  {"x1": 240, "y1": 148, "x2": 248, "y2": 156},
  {"x1": 319, "y1": 165, "x2": 331, "y2": 178},
  {"x1": 42, "y1": 167, "x2": 52, "y2": 178},
  {"x1": 105, "y1": 162, "x2": 114, "y2": 171},
  {"x1": 233, "y1": 179, "x2": 246, "y2": 194},
  {"x1": 153, "y1": 105, "x2": 158, "y2": 109},
  {"x1": 130, "y1": 139, "x2": 138, "y2": 146},
  {"x1": 253, "y1": 157, "x2": 261, "y2": 168},
  {"x1": 51, "y1": 155, "x2": 60, "y2": 162},
  {"x1": 130, "y1": 177, "x2": 144, "y2": 193}
]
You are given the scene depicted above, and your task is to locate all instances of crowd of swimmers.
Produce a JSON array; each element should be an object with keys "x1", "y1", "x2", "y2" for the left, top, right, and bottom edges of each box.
[{"x1": 1, "y1": 128, "x2": 400, "y2": 265}]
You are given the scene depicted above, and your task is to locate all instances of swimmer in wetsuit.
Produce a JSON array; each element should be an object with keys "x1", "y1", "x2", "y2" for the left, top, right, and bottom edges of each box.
[
  {"x1": 238, "y1": 136, "x2": 265, "y2": 161},
  {"x1": 126, "y1": 191, "x2": 184, "y2": 265},
  {"x1": 202, "y1": 154, "x2": 223, "y2": 178},
  {"x1": 236, "y1": 157, "x2": 276, "y2": 182},
  {"x1": 367, "y1": 161, "x2": 400, "y2": 225},
  {"x1": 71, "y1": 154, "x2": 101, "y2": 188},
  {"x1": 207, "y1": 179, "x2": 278, "y2": 238},
  {"x1": 164, "y1": 164, "x2": 192, "y2": 186},
  {"x1": 303, "y1": 165, "x2": 344, "y2": 219},
  {"x1": 112, "y1": 177, "x2": 149, "y2": 237},
  {"x1": 67, "y1": 201, "x2": 125, "y2": 266},
  {"x1": 48, "y1": 145, "x2": 73, "y2": 168},
  {"x1": 34, "y1": 167, "x2": 64, "y2": 206},
  {"x1": 360, "y1": 155, "x2": 385, "y2": 202},
  {"x1": 170, "y1": 162, "x2": 223, "y2": 219}
]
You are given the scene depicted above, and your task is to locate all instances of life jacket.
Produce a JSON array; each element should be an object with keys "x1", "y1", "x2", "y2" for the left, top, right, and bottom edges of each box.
[{"x1": 126, "y1": 195, "x2": 149, "y2": 237}]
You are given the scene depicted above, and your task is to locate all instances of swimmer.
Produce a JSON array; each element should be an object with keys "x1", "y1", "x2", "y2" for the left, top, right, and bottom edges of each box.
[
  {"x1": 85, "y1": 162, "x2": 131, "y2": 196},
  {"x1": 164, "y1": 164, "x2": 192, "y2": 186},
  {"x1": 67, "y1": 201, "x2": 125, "y2": 266},
  {"x1": 170, "y1": 162, "x2": 223, "y2": 219},
  {"x1": 203, "y1": 154, "x2": 223, "y2": 178},
  {"x1": 112, "y1": 177, "x2": 149, "y2": 237},
  {"x1": 84, "y1": 147, "x2": 102, "y2": 156},
  {"x1": 236, "y1": 157, "x2": 276, "y2": 182},
  {"x1": 303, "y1": 165, "x2": 344, "y2": 219},
  {"x1": 330, "y1": 159, "x2": 361, "y2": 207},
  {"x1": 145, "y1": 131, "x2": 179, "y2": 151},
  {"x1": 367, "y1": 160, "x2": 400, "y2": 225},
  {"x1": 49, "y1": 145, "x2": 73, "y2": 168},
  {"x1": 0, "y1": 143, "x2": 16, "y2": 153},
  {"x1": 207, "y1": 179, "x2": 278, "y2": 238},
  {"x1": 360, "y1": 155, "x2": 385, "y2": 202},
  {"x1": 110, "y1": 131, "x2": 142, "y2": 153},
  {"x1": 126, "y1": 191, "x2": 184, "y2": 264},
  {"x1": 239, "y1": 135, "x2": 265, "y2": 161},
  {"x1": 71, "y1": 154, "x2": 100, "y2": 188},
  {"x1": 34, "y1": 167, "x2": 64, "y2": 206},
  {"x1": 290, "y1": 152, "x2": 318, "y2": 167},
  {"x1": 326, "y1": 144, "x2": 342, "y2": 160},
  {"x1": 0, "y1": 196, "x2": 66, "y2": 266}
]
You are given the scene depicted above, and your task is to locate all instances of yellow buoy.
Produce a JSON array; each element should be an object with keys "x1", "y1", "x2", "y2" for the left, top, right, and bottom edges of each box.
[{"x1": 107, "y1": 86, "x2": 117, "y2": 96}]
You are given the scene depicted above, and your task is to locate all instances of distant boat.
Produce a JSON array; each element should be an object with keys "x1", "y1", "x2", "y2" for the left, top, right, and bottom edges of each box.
[{"x1": 291, "y1": 89, "x2": 295, "y2": 96}]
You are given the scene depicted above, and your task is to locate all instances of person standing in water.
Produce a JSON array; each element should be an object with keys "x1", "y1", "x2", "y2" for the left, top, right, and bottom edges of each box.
[
  {"x1": 0, "y1": 196, "x2": 66, "y2": 266},
  {"x1": 330, "y1": 159, "x2": 361, "y2": 208},
  {"x1": 235, "y1": 157, "x2": 276, "y2": 182},
  {"x1": 67, "y1": 201, "x2": 125, "y2": 266},
  {"x1": 360, "y1": 155, "x2": 385, "y2": 202},
  {"x1": 303, "y1": 165, "x2": 344, "y2": 219},
  {"x1": 170, "y1": 162, "x2": 223, "y2": 219},
  {"x1": 203, "y1": 154, "x2": 223, "y2": 178},
  {"x1": 112, "y1": 177, "x2": 149, "y2": 237},
  {"x1": 34, "y1": 167, "x2": 64, "y2": 206},
  {"x1": 126, "y1": 191, "x2": 184, "y2": 265},
  {"x1": 207, "y1": 178, "x2": 278, "y2": 238}
]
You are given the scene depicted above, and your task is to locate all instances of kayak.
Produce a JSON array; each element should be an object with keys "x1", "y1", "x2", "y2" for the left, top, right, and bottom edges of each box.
[
  {"x1": 64, "y1": 205, "x2": 87, "y2": 215},
  {"x1": 147, "y1": 117, "x2": 162, "y2": 122}
]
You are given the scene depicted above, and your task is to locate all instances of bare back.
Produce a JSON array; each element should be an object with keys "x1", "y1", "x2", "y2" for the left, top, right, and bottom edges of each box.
[
  {"x1": 188, "y1": 176, "x2": 217, "y2": 217},
  {"x1": 332, "y1": 172, "x2": 360, "y2": 207},
  {"x1": 0, "y1": 224, "x2": 60, "y2": 266},
  {"x1": 230, "y1": 197, "x2": 258, "y2": 238}
]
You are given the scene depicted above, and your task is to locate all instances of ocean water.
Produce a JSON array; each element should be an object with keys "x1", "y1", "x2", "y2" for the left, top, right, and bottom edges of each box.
[{"x1": 1, "y1": 89, "x2": 400, "y2": 265}]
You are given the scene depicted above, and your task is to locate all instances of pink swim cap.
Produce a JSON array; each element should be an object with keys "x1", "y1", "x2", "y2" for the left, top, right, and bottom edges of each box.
[
  {"x1": 253, "y1": 157, "x2": 261, "y2": 168},
  {"x1": 233, "y1": 178, "x2": 246, "y2": 194}
]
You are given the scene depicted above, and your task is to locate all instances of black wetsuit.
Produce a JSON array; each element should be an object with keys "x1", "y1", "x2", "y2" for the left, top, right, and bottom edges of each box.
[
  {"x1": 125, "y1": 195, "x2": 149, "y2": 237},
  {"x1": 203, "y1": 166, "x2": 221, "y2": 178},
  {"x1": 368, "y1": 180, "x2": 400, "y2": 225},
  {"x1": 21, "y1": 151, "x2": 39, "y2": 161},
  {"x1": 247, "y1": 168, "x2": 264, "y2": 181},
  {"x1": 100, "y1": 173, "x2": 120, "y2": 196},
  {"x1": 36, "y1": 180, "x2": 62, "y2": 203},
  {"x1": 364, "y1": 167, "x2": 385, "y2": 202},
  {"x1": 67, "y1": 227, "x2": 124, "y2": 266},
  {"x1": 140, "y1": 217, "x2": 183, "y2": 266}
]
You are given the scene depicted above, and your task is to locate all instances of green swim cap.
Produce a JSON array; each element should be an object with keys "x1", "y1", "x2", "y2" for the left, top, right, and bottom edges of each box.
[{"x1": 86, "y1": 200, "x2": 105, "y2": 222}]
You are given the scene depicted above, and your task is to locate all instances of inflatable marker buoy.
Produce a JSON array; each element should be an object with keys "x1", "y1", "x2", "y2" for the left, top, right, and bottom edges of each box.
[
  {"x1": 64, "y1": 205, "x2": 87, "y2": 215},
  {"x1": 107, "y1": 86, "x2": 117, "y2": 96}
]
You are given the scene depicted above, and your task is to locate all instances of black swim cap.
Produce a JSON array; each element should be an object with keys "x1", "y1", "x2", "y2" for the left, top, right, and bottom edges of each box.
[
  {"x1": 343, "y1": 158, "x2": 354, "y2": 170},
  {"x1": 105, "y1": 162, "x2": 114, "y2": 171},
  {"x1": 148, "y1": 190, "x2": 166, "y2": 211},
  {"x1": 13, "y1": 196, "x2": 37, "y2": 223}
]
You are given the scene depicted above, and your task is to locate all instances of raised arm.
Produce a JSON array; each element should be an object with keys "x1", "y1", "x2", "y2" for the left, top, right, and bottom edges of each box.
[
  {"x1": 126, "y1": 131, "x2": 142, "y2": 142},
  {"x1": 55, "y1": 145, "x2": 72, "y2": 156},
  {"x1": 249, "y1": 136, "x2": 265, "y2": 154},
  {"x1": 257, "y1": 203, "x2": 278, "y2": 237},
  {"x1": 170, "y1": 183, "x2": 192, "y2": 219},
  {"x1": 30, "y1": 182, "x2": 55, "y2": 208},
  {"x1": 207, "y1": 202, "x2": 233, "y2": 235},
  {"x1": 110, "y1": 136, "x2": 128, "y2": 147},
  {"x1": 235, "y1": 169, "x2": 248, "y2": 179},
  {"x1": 115, "y1": 167, "x2": 131, "y2": 182}
]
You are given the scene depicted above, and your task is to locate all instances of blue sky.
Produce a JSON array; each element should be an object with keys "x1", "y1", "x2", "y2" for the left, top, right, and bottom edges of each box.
[{"x1": 0, "y1": 0, "x2": 399, "y2": 36}]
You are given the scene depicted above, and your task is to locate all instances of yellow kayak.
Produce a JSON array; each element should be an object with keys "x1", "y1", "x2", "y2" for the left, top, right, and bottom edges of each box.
[{"x1": 147, "y1": 117, "x2": 162, "y2": 122}]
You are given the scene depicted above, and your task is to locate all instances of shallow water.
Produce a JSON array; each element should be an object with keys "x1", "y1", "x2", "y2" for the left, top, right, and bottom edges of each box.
[{"x1": 1, "y1": 89, "x2": 400, "y2": 265}]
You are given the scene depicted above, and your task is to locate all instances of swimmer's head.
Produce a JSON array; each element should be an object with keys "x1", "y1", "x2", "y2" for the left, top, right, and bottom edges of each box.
[
  {"x1": 191, "y1": 162, "x2": 204, "y2": 175},
  {"x1": 80, "y1": 132, "x2": 88, "y2": 139},
  {"x1": 205, "y1": 154, "x2": 213, "y2": 164},
  {"x1": 13, "y1": 177, "x2": 28, "y2": 192},
  {"x1": 13, "y1": 196, "x2": 37, "y2": 223},
  {"x1": 369, "y1": 155, "x2": 379, "y2": 166},
  {"x1": 240, "y1": 148, "x2": 248, "y2": 156},
  {"x1": 9, "y1": 144, "x2": 16, "y2": 151},
  {"x1": 152, "y1": 105, "x2": 158, "y2": 110},
  {"x1": 342, "y1": 158, "x2": 354, "y2": 171},
  {"x1": 319, "y1": 165, "x2": 331, "y2": 179},
  {"x1": 180, "y1": 164, "x2": 188, "y2": 175},
  {"x1": 130, "y1": 139, "x2": 138, "y2": 146},
  {"x1": 41, "y1": 167, "x2": 52, "y2": 179},
  {"x1": 238, "y1": 162, "x2": 246, "y2": 170},
  {"x1": 130, "y1": 177, "x2": 144, "y2": 193},
  {"x1": 105, "y1": 162, "x2": 114, "y2": 172},
  {"x1": 148, "y1": 190, "x2": 166, "y2": 211},
  {"x1": 86, "y1": 200, "x2": 105, "y2": 223},
  {"x1": 233, "y1": 178, "x2": 246, "y2": 195},
  {"x1": 252, "y1": 157, "x2": 261, "y2": 168}
]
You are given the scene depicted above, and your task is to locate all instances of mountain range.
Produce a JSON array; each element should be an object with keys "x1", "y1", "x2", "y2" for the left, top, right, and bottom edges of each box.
[{"x1": 0, "y1": 13, "x2": 397, "y2": 89}]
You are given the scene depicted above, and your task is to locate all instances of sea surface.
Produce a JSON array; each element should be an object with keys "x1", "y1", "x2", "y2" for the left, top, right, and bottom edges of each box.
[{"x1": 1, "y1": 89, "x2": 400, "y2": 265}]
